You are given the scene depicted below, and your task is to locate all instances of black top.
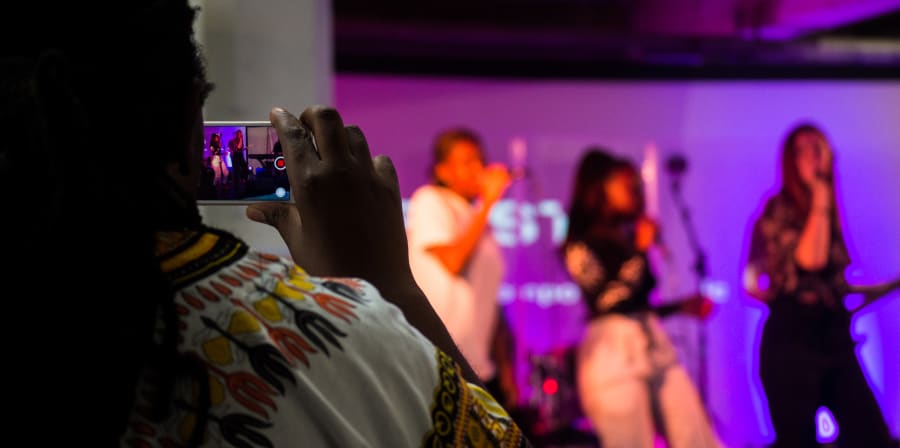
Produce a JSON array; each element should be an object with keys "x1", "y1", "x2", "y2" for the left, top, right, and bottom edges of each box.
[
  {"x1": 228, "y1": 138, "x2": 245, "y2": 156},
  {"x1": 564, "y1": 231, "x2": 656, "y2": 319},
  {"x1": 747, "y1": 193, "x2": 851, "y2": 309}
]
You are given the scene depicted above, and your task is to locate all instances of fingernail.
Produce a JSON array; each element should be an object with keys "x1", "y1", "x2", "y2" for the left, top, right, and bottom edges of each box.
[{"x1": 246, "y1": 207, "x2": 266, "y2": 223}]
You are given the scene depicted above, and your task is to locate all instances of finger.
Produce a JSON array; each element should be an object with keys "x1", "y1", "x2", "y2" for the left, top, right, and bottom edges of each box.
[
  {"x1": 270, "y1": 107, "x2": 318, "y2": 164},
  {"x1": 346, "y1": 125, "x2": 374, "y2": 170},
  {"x1": 246, "y1": 203, "x2": 304, "y2": 260},
  {"x1": 486, "y1": 163, "x2": 510, "y2": 174},
  {"x1": 484, "y1": 165, "x2": 512, "y2": 186},
  {"x1": 373, "y1": 155, "x2": 400, "y2": 191},
  {"x1": 497, "y1": 171, "x2": 513, "y2": 190},
  {"x1": 300, "y1": 105, "x2": 351, "y2": 164},
  {"x1": 271, "y1": 107, "x2": 318, "y2": 208},
  {"x1": 246, "y1": 202, "x2": 301, "y2": 233}
]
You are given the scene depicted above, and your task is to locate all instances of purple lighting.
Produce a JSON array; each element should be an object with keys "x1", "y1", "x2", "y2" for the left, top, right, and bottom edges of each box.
[
  {"x1": 336, "y1": 74, "x2": 900, "y2": 445},
  {"x1": 758, "y1": 273, "x2": 770, "y2": 292},
  {"x1": 817, "y1": 406, "x2": 839, "y2": 444}
]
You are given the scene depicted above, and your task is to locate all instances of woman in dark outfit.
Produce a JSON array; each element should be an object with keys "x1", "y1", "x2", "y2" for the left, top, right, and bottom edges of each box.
[{"x1": 745, "y1": 123, "x2": 900, "y2": 448}]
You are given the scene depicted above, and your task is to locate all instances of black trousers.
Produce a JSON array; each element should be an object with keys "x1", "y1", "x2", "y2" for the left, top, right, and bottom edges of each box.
[{"x1": 760, "y1": 300, "x2": 896, "y2": 448}]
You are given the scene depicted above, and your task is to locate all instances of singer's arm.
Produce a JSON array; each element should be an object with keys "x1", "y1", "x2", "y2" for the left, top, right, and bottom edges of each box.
[
  {"x1": 794, "y1": 182, "x2": 832, "y2": 271},
  {"x1": 427, "y1": 165, "x2": 510, "y2": 276},
  {"x1": 654, "y1": 293, "x2": 713, "y2": 319},
  {"x1": 847, "y1": 277, "x2": 900, "y2": 310},
  {"x1": 427, "y1": 201, "x2": 495, "y2": 276}
]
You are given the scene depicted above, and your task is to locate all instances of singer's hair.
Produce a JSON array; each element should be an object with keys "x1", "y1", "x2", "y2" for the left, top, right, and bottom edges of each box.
[
  {"x1": 780, "y1": 123, "x2": 839, "y2": 225},
  {"x1": 210, "y1": 132, "x2": 222, "y2": 149},
  {"x1": 564, "y1": 148, "x2": 633, "y2": 244},
  {"x1": 230, "y1": 128, "x2": 244, "y2": 147},
  {"x1": 429, "y1": 127, "x2": 485, "y2": 185},
  {"x1": 2, "y1": 1, "x2": 210, "y2": 445}
]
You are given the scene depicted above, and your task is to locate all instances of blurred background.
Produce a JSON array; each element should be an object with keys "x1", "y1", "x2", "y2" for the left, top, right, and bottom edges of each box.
[{"x1": 193, "y1": 1, "x2": 900, "y2": 446}]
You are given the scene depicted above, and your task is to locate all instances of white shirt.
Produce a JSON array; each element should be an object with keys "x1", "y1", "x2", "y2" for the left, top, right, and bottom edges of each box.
[
  {"x1": 407, "y1": 185, "x2": 506, "y2": 381},
  {"x1": 122, "y1": 229, "x2": 525, "y2": 447}
]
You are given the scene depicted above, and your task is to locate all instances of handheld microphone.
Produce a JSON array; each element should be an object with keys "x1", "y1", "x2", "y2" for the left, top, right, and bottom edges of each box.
[
  {"x1": 509, "y1": 137, "x2": 529, "y2": 182},
  {"x1": 665, "y1": 154, "x2": 688, "y2": 176},
  {"x1": 665, "y1": 154, "x2": 688, "y2": 193}
]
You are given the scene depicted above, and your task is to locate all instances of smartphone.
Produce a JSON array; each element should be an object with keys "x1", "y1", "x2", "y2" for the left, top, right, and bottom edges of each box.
[{"x1": 199, "y1": 121, "x2": 290, "y2": 204}]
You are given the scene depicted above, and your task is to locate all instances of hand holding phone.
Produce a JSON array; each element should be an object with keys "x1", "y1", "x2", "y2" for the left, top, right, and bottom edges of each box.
[{"x1": 246, "y1": 106, "x2": 416, "y2": 298}]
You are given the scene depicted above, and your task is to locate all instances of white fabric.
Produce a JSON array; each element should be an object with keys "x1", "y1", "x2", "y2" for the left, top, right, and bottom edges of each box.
[
  {"x1": 121, "y1": 231, "x2": 526, "y2": 447},
  {"x1": 211, "y1": 154, "x2": 227, "y2": 186},
  {"x1": 407, "y1": 185, "x2": 505, "y2": 381},
  {"x1": 130, "y1": 255, "x2": 441, "y2": 447},
  {"x1": 576, "y1": 313, "x2": 722, "y2": 448}
]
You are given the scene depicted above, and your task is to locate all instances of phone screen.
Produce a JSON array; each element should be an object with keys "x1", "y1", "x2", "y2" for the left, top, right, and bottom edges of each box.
[{"x1": 199, "y1": 122, "x2": 290, "y2": 202}]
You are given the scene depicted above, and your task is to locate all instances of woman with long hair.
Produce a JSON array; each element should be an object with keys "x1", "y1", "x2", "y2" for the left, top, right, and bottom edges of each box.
[
  {"x1": 562, "y1": 149, "x2": 719, "y2": 448},
  {"x1": 745, "y1": 123, "x2": 899, "y2": 447},
  {"x1": 209, "y1": 132, "x2": 227, "y2": 187},
  {"x1": 228, "y1": 128, "x2": 248, "y2": 189}
]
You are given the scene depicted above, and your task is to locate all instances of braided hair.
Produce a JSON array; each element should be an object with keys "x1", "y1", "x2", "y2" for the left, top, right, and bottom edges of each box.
[{"x1": 2, "y1": 1, "x2": 212, "y2": 444}]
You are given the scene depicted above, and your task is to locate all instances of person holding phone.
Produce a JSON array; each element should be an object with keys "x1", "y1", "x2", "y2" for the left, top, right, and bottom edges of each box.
[
  {"x1": 562, "y1": 149, "x2": 720, "y2": 448},
  {"x1": 3, "y1": 3, "x2": 527, "y2": 446},
  {"x1": 744, "y1": 124, "x2": 899, "y2": 447}
]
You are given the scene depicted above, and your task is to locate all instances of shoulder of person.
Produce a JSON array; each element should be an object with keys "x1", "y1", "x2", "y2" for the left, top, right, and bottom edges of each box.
[
  {"x1": 755, "y1": 193, "x2": 787, "y2": 220},
  {"x1": 565, "y1": 238, "x2": 613, "y2": 264},
  {"x1": 562, "y1": 239, "x2": 590, "y2": 261},
  {"x1": 409, "y1": 184, "x2": 448, "y2": 204}
]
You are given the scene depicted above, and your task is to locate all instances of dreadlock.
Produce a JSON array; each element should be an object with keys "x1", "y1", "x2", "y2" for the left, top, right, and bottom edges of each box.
[{"x1": 2, "y1": 1, "x2": 212, "y2": 444}]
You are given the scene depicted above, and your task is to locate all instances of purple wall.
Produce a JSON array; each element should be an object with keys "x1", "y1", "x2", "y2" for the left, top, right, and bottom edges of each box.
[
  {"x1": 203, "y1": 125, "x2": 244, "y2": 168},
  {"x1": 335, "y1": 74, "x2": 900, "y2": 446}
]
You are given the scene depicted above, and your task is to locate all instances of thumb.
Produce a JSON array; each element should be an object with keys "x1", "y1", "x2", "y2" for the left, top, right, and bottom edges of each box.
[{"x1": 246, "y1": 203, "x2": 304, "y2": 259}]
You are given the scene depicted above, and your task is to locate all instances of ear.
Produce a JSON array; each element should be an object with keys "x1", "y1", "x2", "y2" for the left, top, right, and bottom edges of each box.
[{"x1": 434, "y1": 162, "x2": 451, "y2": 186}]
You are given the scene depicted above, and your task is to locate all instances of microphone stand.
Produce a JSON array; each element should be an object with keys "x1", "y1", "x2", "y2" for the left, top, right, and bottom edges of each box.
[{"x1": 669, "y1": 176, "x2": 709, "y2": 405}]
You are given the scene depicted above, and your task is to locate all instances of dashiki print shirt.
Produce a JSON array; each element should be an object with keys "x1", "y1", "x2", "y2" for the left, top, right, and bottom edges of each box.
[{"x1": 121, "y1": 227, "x2": 526, "y2": 448}]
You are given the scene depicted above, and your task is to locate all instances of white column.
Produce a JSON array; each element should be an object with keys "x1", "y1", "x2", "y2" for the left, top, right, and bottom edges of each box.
[{"x1": 192, "y1": 0, "x2": 333, "y2": 257}]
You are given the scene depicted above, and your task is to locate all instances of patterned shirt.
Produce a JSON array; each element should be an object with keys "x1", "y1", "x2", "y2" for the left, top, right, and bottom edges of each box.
[
  {"x1": 121, "y1": 227, "x2": 526, "y2": 447},
  {"x1": 564, "y1": 234, "x2": 656, "y2": 318},
  {"x1": 745, "y1": 193, "x2": 851, "y2": 308}
]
